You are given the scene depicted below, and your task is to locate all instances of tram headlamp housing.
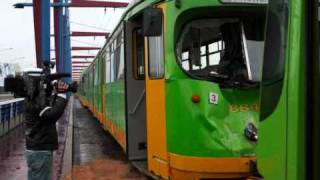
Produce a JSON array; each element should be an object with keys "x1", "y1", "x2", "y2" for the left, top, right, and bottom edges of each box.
[{"x1": 219, "y1": 0, "x2": 268, "y2": 4}]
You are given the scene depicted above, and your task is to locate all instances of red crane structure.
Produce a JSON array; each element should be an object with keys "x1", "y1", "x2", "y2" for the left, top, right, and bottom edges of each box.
[{"x1": 72, "y1": 47, "x2": 101, "y2": 51}]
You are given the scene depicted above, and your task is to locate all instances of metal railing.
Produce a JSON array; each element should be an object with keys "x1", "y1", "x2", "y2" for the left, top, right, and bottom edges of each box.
[{"x1": 0, "y1": 98, "x2": 25, "y2": 137}]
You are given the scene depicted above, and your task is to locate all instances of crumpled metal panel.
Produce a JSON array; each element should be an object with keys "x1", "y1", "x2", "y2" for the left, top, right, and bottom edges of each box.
[{"x1": 166, "y1": 77, "x2": 259, "y2": 157}]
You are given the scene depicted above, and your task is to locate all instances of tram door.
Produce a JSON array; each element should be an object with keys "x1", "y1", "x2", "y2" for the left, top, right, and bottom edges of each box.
[
  {"x1": 125, "y1": 19, "x2": 147, "y2": 160},
  {"x1": 143, "y1": 6, "x2": 169, "y2": 179}
]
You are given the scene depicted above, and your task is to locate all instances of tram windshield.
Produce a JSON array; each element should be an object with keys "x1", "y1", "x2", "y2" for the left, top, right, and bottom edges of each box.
[{"x1": 176, "y1": 18, "x2": 265, "y2": 88}]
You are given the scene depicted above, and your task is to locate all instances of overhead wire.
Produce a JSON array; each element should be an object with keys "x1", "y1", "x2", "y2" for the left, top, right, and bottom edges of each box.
[
  {"x1": 71, "y1": 39, "x2": 101, "y2": 46},
  {"x1": 70, "y1": 21, "x2": 111, "y2": 31}
]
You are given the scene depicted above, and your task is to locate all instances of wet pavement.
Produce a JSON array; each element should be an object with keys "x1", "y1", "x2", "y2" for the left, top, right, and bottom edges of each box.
[
  {"x1": 0, "y1": 125, "x2": 27, "y2": 180},
  {"x1": 0, "y1": 99, "x2": 72, "y2": 180},
  {"x1": 65, "y1": 99, "x2": 147, "y2": 180}
]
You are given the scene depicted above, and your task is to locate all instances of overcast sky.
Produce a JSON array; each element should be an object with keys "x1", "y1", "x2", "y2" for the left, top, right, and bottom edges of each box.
[{"x1": 0, "y1": 0, "x2": 130, "y2": 71}]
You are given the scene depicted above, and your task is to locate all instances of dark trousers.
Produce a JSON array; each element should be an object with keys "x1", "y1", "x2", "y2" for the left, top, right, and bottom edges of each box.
[{"x1": 25, "y1": 150, "x2": 53, "y2": 180}]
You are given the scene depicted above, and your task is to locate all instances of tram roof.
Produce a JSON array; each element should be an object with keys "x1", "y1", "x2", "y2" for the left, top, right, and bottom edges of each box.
[
  {"x1": 80, "y1": 0, "x2": 267, "y2": 77},
  {"x1": 80, "y1": 0, "x2": 161, "y2": 77}
]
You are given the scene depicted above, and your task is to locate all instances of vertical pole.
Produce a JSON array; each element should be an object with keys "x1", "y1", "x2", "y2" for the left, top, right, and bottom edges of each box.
[
  {"x1": 63, "y1": 5, "x2": 72, "y2": 84},
  {"x1": 41, "y1": 0, "x2": 51, "y2": 65},
  {"x1": 54, "y1": 0, "x2": 64, "y2": 73},
  {"x1": 32, "y1": 0, "x2": 41, "y2": 67},
  {"x1": 59, "y1": 2, "x2": 64, "y2": 72}
]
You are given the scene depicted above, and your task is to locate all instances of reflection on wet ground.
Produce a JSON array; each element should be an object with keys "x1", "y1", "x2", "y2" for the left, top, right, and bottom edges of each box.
[
  {"x1": 0, "y1": 125, "x2": 27, "y2": 180},
  {"x1": 65, "y1": 99, "x2": 147, "y2": 180}
]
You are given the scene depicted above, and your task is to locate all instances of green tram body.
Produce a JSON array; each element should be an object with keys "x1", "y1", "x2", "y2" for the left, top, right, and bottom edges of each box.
[
  {"x1": 78, "y1": 0, "x2": 266, "y2": 179},
  {"x1": 77, "y1": 0, "x2": 320, "y2": 179},
  {"x1": 258, "y1": 0, "x2": 320, "y2": 180}
]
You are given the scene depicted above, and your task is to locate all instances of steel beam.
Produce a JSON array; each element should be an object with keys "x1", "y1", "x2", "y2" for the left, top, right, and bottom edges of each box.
[
  {"x1": 72, "y1": 68, "x2": 88, "y2": 70},
  {"x1": 14, "y1": 1, "x2": 128, "y2": 8},
  {"x1": 72, "y1": 66, "x2": 87, "y2": 68},
  {"x1": 41, "y1": 0, "x2": 51, "y2": 64},
  {"x1": 32, "y1": 0, "x2": 41, "y2": 67},
  {"x1": 72, "y1": 47, "x2": 100, "y2": 51},
  {"x1": 69, "y1": 0, "x2": 128, "y2": 8},
  {"x1": 71, "y1": 31, "x2": 109, "y2": 37},
  {"x1": 54, "y1": 0, "x2": 64, "y2": 72},
  {"x1": 72, "y1": 56, "x2": 95, "y2": 58},
  {"x1": 72, "y1": 61, "x2": 92, "y2": 63},
  {"x1": 72, "y1": 65, "x2": 89, "y2": 67},
  {"x1": 63, "y1": 6, "x2": 72, "y2": 84}
]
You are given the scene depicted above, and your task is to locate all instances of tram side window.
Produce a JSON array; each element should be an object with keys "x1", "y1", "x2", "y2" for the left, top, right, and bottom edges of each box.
[
  {"x1": 133, "y1": 28, "x2": 145, "y2": 79},
  {"x1": 93, "y1": 64, "x2": 97, "y2": 85},
  {"x1": 94, "y1": 63, "x2": 99, "y2": 86},
  {"x1": 110, "y1": 44, "x2": 115, "y2": 82},
  {"x1": 90, "y1": 69, "x2": 94, "y2": 87},
  {"x1": 101, "y1": 52, "x2": 106, "y2": 83},
  {"x1": 105, "y1": 48, "x2": 111, "y2": 83},
  {"x1": 116, "y1": 31, "x2": 125, "y2": 80},
  {"x1": 114, "y1": 37, "x2": 120, "y2": 80},
  {"x1": 148, "y1": 33, "x2": 164, "y2": 79},
  {"x1": 107, "y1": 29, "x2": 125, "y2": 82}
]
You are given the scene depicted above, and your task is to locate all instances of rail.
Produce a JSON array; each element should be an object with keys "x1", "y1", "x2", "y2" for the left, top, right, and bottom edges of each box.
[{"x1": 0, "y1": 98, "x2": 25, "y2": 137}]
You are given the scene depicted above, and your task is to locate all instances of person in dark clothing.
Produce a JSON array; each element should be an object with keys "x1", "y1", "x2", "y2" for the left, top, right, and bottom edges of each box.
[{"x1": 25, "y1": 80, "x2": 69, "y2": 180}]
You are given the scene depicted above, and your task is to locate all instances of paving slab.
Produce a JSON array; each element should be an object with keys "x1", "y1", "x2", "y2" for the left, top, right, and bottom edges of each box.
[
  {"x1": 64, "y1": 98, "x2": 148, "y2": 180},
  {"x1": 0, "y1": 125, "x2": 27, "y2": 180},
  {"x1": 0, "y1": 99, "x2": 73, "y2": 180}
]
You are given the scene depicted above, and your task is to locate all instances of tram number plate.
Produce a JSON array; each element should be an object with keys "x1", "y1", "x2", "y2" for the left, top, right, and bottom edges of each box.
[{"x1": 209, "y1": 92, "x2": 218, "y2": 104}]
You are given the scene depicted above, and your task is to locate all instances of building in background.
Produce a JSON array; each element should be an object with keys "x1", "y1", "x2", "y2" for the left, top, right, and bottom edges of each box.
[{"x1": 0, "y1": 63, "x2": 20, "y2": 92}]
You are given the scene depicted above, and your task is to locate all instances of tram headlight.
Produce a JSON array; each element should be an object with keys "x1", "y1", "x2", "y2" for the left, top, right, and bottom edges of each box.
[
  {"x1": 219, "y1": 0, "x2": 268, "y2": 4},
  {"x1": 244, "y1": 123, "x2": 258, "y2": 142}
]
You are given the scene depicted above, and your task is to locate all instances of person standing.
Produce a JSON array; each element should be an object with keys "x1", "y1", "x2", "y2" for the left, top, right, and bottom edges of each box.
[{"x1": 24, "y1": 80, "x2": 69, "y2": 180}]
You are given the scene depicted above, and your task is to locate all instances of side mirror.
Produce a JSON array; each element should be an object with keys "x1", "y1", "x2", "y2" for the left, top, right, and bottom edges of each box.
[{"x1": 142, "y1": 7, "x2": 163, "y2": 36}]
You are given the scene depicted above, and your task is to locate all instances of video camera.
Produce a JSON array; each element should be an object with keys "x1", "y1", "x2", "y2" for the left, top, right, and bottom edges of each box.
[{"x1": 4, "y1": 61, "x2": 77, "y2": 99}]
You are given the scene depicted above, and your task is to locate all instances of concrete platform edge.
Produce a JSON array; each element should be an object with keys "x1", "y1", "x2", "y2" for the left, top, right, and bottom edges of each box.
[{"x1": 61, "y1": 96, "x2": 74, "y2": 178}]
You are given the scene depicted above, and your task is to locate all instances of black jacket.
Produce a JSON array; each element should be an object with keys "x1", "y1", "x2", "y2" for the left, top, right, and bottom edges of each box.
[{"x1": 24, "y1": 95, "x2": 68, "y2": 150}]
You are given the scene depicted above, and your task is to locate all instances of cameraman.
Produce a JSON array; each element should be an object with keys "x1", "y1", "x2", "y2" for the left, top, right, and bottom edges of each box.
[{"x1": 25, "y1": 80, "x2": 69, "y2": 180}]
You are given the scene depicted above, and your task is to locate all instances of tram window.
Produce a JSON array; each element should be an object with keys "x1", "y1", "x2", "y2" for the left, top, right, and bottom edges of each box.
[
  {"x1": 106, "y1": 61, "x2": 111, "y2": 83},
  {"x1": 181, "y1": 51, "x2": 190, "y2": 70},
  {"x1": 94, "y1": 64, "x2": 99, "y2": 85},
  {"x1": 114, "y1": 40, "x2": 120, "y2": 80},
  {"x1": 133, "y1": 29, "x2": 145, "y2": 79},
  {"x1": 101, "y1": 53, "x2": 105, "y2": 83},
  {"x1": 110, "y1": 45, "x2": 115, "y2": 82},
  {"x1": 176, "y1": 18, "x2": 265, "y2": 87},
  {"x1": 105, "y1": 47, "x2": 111, "y2": 83},
  {"x1": 106, "y1": 29, "x2": 125, "y2": 82},
  {"x1": 117, "y1": 32, "x2": 125, "y2": 80},
  {"x1": 148, "y1": 34, "x2": 164, "y2": 79},
  {"x1": 209, "y1": 41, "x2": 224, "y2": 65}
]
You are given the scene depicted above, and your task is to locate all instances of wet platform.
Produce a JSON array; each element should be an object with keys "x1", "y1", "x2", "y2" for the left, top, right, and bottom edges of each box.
[
  {"x1": 65, "y1": 98, "x2": 147, "y2": 180},
  {"x1": 0, "y1": 96, "x2": 147, "y2": 180},
  {"x1": 0, "y1": 125, "x2": 27, "y2": 180}
]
